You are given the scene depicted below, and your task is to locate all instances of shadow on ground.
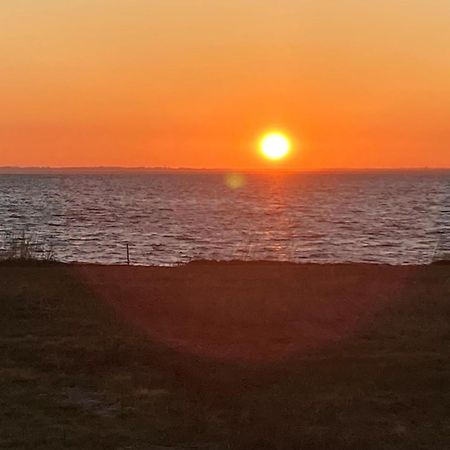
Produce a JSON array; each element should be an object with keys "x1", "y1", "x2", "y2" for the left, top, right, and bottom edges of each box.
[{"x1": 1, "y1": 262, "x2": 449, "y2": 449}]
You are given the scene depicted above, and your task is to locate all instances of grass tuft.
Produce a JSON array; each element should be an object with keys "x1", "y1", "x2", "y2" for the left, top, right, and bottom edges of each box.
[{"x1": 0, "y1": 231, "x2": 58, "y2": 264}]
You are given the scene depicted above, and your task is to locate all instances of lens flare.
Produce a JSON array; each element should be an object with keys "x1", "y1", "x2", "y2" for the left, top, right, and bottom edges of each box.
[
  {"x1": 224, "y1": 173, "x2": 245, "y2": 189},
  {"x1": 260, "y1": 132, "x2": 291, "y2": 160}
]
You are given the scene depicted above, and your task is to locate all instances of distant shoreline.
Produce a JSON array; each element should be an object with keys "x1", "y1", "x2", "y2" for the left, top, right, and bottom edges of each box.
[{"x1": 0, "y1": 166, "x2": 449, "y2": 175}]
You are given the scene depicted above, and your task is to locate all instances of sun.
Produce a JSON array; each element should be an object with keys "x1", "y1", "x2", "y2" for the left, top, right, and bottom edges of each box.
[{"x1": 260, "y1": 132, "x2": 291, "y2": 160}]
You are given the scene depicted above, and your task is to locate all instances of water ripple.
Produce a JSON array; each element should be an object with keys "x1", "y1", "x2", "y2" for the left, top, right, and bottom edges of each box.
[{"x1": 0, "y1": 171, "x2": 449, "y2": 265}]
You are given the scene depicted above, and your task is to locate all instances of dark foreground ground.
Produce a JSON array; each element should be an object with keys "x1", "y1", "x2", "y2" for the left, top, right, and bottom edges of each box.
[{"x1": 0, "y1": 262, "x2": 449, "y2": 449}]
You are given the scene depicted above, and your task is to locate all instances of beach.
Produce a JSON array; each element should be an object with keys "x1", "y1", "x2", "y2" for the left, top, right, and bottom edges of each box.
[{"x1": 1, "y1": 261, "x2": 449, "y2": 449}]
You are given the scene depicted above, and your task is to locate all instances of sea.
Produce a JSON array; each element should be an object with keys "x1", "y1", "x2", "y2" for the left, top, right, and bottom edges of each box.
[{"x1": 0, "y1": 170, "x2": 449, "y2": 265}]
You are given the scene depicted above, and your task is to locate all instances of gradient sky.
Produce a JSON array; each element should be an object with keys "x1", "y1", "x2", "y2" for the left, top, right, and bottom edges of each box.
[{"x1": 1, "y1": 0, "x2": 449, "y2": 169}]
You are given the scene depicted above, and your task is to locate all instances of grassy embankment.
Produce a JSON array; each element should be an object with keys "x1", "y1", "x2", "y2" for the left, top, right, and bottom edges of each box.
[{"x1": 0, "y1": 261, "x2": 449, "y2": 449}]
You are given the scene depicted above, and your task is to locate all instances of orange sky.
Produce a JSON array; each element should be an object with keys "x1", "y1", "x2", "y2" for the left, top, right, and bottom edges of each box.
[{"x1": 1, "y1": 1, "x2": 449, "y2": 169}]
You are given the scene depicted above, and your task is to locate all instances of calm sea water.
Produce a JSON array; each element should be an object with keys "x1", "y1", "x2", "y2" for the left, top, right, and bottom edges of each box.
[{"x1": 0, "y1": 171, "x2": 449, "y2": 265}]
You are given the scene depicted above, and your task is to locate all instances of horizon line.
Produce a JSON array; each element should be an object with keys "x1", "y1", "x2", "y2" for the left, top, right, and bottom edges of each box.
[{"x1": 0, "y1": 166, "x2": 449, "y2": 173}]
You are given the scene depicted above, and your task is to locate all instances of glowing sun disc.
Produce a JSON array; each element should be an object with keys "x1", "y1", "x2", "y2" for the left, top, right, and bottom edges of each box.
[{"x1": 260, "y1": 132, "x2": 291, "y2": 160}]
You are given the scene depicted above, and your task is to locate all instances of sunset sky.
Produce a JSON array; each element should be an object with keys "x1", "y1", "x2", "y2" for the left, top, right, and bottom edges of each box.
[{"x1": 1, "y1": 0, "x2": 449, "y2": 169}]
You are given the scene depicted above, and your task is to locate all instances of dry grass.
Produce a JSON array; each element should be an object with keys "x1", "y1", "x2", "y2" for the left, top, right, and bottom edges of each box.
[
  {"x1": 0, "y1": 232, "x2": 55, "y2": 263},
  {"x1": 0, "y1": 262, "x2": 449, "y2": 449}
]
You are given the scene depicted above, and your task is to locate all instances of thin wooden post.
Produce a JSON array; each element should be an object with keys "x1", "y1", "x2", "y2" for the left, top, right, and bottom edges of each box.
[{"x1": 126, "y1": 243, "x2": 130, "y2": 265}]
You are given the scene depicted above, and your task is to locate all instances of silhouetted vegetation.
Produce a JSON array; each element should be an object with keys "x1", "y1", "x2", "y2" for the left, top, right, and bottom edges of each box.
[{"x1": 0, "y1": 231, "x2": 56, "y2": 264}]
